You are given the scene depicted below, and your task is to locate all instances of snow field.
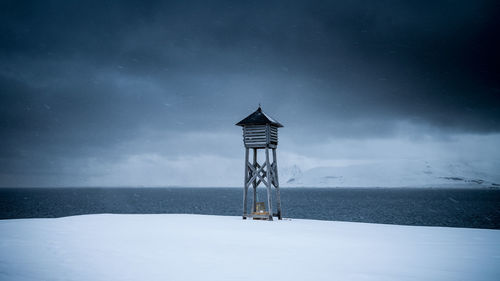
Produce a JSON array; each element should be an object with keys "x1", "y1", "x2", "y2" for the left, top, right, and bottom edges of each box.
[{"x1": 0, "y1": 214, "x2": 499, "y2": 281}]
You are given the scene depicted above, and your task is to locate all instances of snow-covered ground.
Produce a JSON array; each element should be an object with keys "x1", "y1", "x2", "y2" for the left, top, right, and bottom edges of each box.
[{"x1": 1, "y1": 214, "x2": 499, "y2": 281}]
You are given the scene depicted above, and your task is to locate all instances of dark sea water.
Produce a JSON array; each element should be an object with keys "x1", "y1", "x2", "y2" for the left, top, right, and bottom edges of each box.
[{"x1": 1, "y1": 187, "x2": 499, "y2": 229}]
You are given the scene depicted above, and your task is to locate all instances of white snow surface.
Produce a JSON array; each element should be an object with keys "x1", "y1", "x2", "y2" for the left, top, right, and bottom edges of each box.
[
  {"x1": 280, "y1": 159, "x2": 500, "y2": 187},
  {"x1": 1, "y1": 214, "x2": 499, "y2": 281}
]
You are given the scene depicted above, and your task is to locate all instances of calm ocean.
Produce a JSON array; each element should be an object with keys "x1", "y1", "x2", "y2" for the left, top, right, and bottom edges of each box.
[{"x1": 1, "y1": 187, "x2": 499, "y2": 229}]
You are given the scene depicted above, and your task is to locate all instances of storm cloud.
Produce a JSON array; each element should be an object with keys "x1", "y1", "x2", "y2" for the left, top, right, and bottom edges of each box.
[{"x1": 1, "y1": 0, "x2": 499, "y2": 186}]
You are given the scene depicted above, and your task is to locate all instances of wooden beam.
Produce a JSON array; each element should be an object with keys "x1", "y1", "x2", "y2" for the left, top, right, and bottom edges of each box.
[
  {"x1": 247, "y1": 162, "x2": 255, "y2": 174},
  {"x1": 252, "y1": 148, "x2": 257, "y2": 213},
  {"x1": 243, "y1": 147, "x2": 249, "y2": 219},
  {"x1": 273, "y1": 148, "x2": 282, "y2": 220},
  {"x1": 265, "y1": 146, "x2": 273, "y2": 221},
  {"x1": 245, "y1": 144, "x2": 268, "y2": 148}
]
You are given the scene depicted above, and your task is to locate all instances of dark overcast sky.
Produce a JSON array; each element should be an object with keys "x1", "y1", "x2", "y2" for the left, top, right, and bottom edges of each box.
[{"x1": 1, "y1": 0, "x2": 499, "y2": 187}]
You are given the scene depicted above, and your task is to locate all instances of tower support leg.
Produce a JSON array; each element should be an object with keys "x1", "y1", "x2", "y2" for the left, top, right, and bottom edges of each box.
[
  {"x1": 273, "y1": 148, "x2": 282, "y2": 220},
  {"x1": 265, "y1": 147, "x2": 274, "y2": 221},
  {"x1": 243, "y1": 147, "x2": 249, "y2": 219},
  {"x1": 252, "y1": 148, "x2": 257, "y2": 213}
]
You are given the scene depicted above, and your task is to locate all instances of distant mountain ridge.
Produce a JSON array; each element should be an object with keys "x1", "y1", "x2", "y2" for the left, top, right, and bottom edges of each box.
[{"x1": 280, "y1": 160, "x2": 500, "y2": 188}]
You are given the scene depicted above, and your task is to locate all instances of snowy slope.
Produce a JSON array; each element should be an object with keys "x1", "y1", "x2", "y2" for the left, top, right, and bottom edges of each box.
[
  {"x1": 0, "y1": 214, "x2": 499, "y2": 281},
  {"x1": 281, "y1": 159, "x2": 500, "y2": 187}
]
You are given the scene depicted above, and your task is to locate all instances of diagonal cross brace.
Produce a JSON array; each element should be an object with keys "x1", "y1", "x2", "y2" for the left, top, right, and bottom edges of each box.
[
  {"x1": 246, "y1": 162, "x2": 267, "y2": 187},
  {"x1": 270, "y1": 162, "x2": 279, "y2": 187}
]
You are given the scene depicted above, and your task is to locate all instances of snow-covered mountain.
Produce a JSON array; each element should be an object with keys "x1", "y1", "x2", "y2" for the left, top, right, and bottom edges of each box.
[{"x1": 280, "y1": 159, "x2": 500, "y2": 188}]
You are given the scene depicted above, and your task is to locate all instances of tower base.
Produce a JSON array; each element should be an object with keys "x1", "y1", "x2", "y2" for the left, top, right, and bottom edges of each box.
[{"x1": 242, "y1": 146, "x2": 282, "y2": 221}]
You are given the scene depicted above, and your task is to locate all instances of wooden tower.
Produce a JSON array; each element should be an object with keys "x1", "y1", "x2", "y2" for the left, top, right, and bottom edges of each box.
[{"x1": 236, "y1": 106, "x2": 283, "y2": 220}]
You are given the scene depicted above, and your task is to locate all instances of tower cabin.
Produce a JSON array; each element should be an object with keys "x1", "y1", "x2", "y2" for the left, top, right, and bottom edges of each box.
[
  {"x1": 236, "y1": 106, "x2": 283, "y2": 148},
  {"x1": 236, "y1": 106, "x2": 283, "y2": 220}
]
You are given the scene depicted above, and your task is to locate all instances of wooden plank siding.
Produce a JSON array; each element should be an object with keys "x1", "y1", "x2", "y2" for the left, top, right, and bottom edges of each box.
[{"x1": 242, "y1": 125, "x2": 279, "y2": 148}]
